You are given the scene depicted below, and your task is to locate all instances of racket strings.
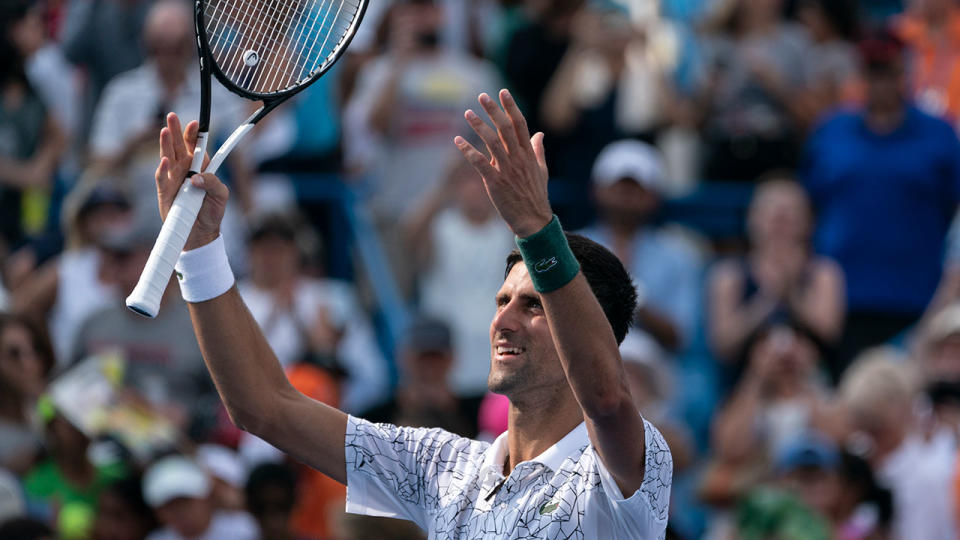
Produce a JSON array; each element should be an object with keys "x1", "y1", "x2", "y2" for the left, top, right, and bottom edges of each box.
[{"x1": 203, "y1": 0, "x2": 361, "y2": 95}]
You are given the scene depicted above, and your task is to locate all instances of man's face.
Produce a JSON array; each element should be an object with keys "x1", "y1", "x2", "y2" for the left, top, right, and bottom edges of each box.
[
  {"x1": 487, "y1": 264, "x2": 566, "y2": 397},
  {"x1": 865, "y1": 59, "x2": 907, "y2": 111},
  {"x1": 594, "y1": 178, "x2": 660, "y2": 226}
]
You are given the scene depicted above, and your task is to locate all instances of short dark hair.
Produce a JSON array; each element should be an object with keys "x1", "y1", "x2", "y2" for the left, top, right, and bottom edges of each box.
[{"x1": 504, "y1": 233, "x2": 637, "y2": 344}]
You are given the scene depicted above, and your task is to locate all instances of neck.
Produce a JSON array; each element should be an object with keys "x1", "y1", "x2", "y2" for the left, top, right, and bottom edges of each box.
[
  {"x1": 865, "y1": 103, "x2": 906, "y2": 134},
  {"x1": 503, "y1": 387, "x2": 582, "y2": 474}
]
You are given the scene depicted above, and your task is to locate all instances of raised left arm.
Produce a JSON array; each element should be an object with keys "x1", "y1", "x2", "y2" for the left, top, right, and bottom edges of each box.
[{"x1": 455, "y1": 89, "x2": 647, "y2": 495}]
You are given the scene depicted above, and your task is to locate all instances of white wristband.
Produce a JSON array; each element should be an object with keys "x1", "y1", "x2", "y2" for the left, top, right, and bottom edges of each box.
[{"x1": 175, "y1": 235, "x2": 235, "y2": 303}]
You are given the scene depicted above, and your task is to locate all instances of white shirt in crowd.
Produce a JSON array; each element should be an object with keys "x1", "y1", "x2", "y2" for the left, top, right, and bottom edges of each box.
[
  {"x1": 146, "y1": 510, "x2": 258, "y2": 540},
  {"x1": 420, "y1": 208, "x2": 515, "y2": 396},
  {"x1": 344, "y1": 416, "x2": 672, "y2": 539},
  {"x1": 49, "y1": 248, "x2": 116, "y2": 369},
  {"x1": 878, "y1": 428, "x2": 958, "y2": 540},
  {"x1": 239, "y1": 278, "x2": 388, "y2": 414}
]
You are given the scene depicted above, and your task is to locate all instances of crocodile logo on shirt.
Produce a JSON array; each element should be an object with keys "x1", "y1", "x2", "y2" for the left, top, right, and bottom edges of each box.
[
  {"x1": 539, "y1": 500, "x2": 560, "y2": 515},
  {"x1": 534, "y1": 257, "x2": 558, "y2": 273},
  {"x1": 175, "y1": 271, "x2": 184, "y2": 281}
]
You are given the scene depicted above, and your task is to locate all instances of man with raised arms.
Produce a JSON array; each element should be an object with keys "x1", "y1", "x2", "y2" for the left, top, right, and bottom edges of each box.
[{"x1": 154, "y1": 89, "x2": 672, "y2": 539}]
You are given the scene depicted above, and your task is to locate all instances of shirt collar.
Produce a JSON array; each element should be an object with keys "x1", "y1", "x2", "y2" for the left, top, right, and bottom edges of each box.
[{"x1": 481, "y1": 422, "x2": 590, "y2": 475}]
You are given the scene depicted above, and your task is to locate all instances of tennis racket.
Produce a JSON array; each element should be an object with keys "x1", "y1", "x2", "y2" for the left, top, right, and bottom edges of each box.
[{"x1": 126, "y1": 0, "x2": 367, "y2": 318}]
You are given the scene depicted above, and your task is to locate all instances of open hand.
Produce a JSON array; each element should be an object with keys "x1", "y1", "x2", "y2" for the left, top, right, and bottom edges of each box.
[
  {"x1": 454, "y1": 90, "x2": 552, "y2": 238},
  {"x1": 155, "y1": 112, "x2": 229, "y2": 251}
]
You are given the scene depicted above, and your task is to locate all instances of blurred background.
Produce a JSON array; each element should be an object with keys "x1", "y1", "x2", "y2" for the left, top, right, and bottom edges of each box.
[{"x1": 3, "y1": 0, "x2": 960, "y2": 538}]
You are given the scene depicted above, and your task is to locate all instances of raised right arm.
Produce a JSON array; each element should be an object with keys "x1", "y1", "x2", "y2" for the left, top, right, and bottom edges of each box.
[{"x1": 156, "y1": 113, "x2": 347, "y2": 483}]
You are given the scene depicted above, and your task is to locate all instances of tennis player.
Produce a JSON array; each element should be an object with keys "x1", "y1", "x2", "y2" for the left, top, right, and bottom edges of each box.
[{"x1": 154, "y1": 89, "x2": 671, "y2": 539}]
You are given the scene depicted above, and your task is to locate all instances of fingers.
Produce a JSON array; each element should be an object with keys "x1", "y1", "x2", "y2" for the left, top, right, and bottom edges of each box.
[
  {"x1": 500, "y1": 89, "x2": 532, "y2": 150},
  {"x1": 155, "y1": 156, "x2": 170, "y2": 188},
  {"x1": 531, "y1": 132, "x2": 547, "y2": 172},
  {"x1": 454, "y1": 136, "x2": 497, "y2": 179},
  {"x1": 159, "y1": 127, "x2": 176, "y2": 162},
  {"x1": 184, "y1": 120, "x2": 199, "y2": 148},
  {"x1": 464, "y1": 109, "x2": 508, "y2": 164},
  {"x1": 189, "y1": 172, "x2": 230, "y2": 201},
  {"x1": 167, "y1": 113, "x2": 187, "y2": 161},
  {"x1": 478, "y1": 93, "x2": 520, "y2": 150}
]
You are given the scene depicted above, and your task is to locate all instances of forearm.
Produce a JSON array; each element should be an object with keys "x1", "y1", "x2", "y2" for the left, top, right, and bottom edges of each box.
[
  {"x1": 188, "y1": 288, "x2": 348, "y2": 481},
  {"x1": 543, "y1": 274, "x2": 629, "y2": 418},
  {"x1": 187, "y1": 288, "x2": 294, "y2": 432}
]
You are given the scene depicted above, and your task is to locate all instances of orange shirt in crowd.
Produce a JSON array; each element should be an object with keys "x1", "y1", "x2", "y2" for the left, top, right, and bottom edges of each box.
[{"x1": 895, "y1": 10, "x2": 960, "y2": 127}]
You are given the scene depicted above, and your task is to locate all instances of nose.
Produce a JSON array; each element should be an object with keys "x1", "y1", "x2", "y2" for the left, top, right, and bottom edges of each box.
[{"x1": 491, "y1": 299, "x2": 522, "y2": 338}]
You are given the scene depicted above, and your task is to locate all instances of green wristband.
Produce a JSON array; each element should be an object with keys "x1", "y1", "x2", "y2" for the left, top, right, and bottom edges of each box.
[{"x1": 516, "y1": 215, "x2": 580, "y2": 293}]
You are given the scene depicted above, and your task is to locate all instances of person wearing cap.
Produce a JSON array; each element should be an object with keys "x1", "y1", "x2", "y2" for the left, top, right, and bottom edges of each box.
[
  {"x1": 143, "y1": 455, "x2": 256, "y2": 540},
  {"x1": 801, "y1": 26, "x2": 960, "y2": 370},
  {"x1": 12, "y1": 175, "x2": 131, "y2": 369},
  {"x1": 580, "y1": 139, "x2": 702, "y2": 352},
  {"x1": 155, "y1": 91, "x2": 671, "y2": 538},
  {"x1": 362, "y1": 315, "x2": 483, "y2": 437}
]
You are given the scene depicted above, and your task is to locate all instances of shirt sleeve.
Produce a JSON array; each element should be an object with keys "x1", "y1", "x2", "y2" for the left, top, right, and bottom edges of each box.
[
  {"x1": 593, "y1": 418, "x2": 673, "y2": 539},
  {"x1": 344, "y1": 415, "x2": 477, "y2": 530}
]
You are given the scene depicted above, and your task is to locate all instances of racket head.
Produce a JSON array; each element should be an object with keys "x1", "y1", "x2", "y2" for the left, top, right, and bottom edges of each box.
[{"x1": 196, "y1": 0, "x2": 367, "y2": 102}]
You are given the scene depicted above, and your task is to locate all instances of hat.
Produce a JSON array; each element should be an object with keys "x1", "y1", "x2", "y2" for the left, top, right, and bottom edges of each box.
[
  {"x1": 775, "y1": 434, "x2": 840, "y2": 473},
  {"x1": 926, "y1": 304, "x2": 960, "y2": 345},
  {"x1": 98, "y1": 211, "x2": 161, "y2": 252},
  {"x1": 196, "y1": 444, "x2": 247, "y2": 489},
  {"x1": 78, "y1": 184, "x2": 130, "y2": 217},
  {"x1": 402, "y1": 315, "x2": 452, "y2": 353},
  {"x1": 143, "y1": 455, "x2": 211, "y2": 508},
  {"x1": 247, "y1": 212, "x2": 298, "y2": 243},
  {"x1": 591, "y1": 140, "x2": 666, "y2": 193}
]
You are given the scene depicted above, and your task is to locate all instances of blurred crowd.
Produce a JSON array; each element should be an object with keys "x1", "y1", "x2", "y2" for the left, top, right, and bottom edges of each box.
[{"x1": 5, "y1": 0, "x2": 960, "y2": 538}]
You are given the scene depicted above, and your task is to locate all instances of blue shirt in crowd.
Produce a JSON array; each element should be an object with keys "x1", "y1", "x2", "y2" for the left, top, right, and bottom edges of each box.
[{"x1": 801, "y1": 105, "x2": 960, "y2": 315}]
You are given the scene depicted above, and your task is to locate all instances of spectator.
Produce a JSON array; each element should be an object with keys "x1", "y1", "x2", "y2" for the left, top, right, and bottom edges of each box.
[
  {"x1": 796, "y1": 0, "x2": 861, "y2": 121},
  {"x1": 71, "y1": 214, "x2": 215, "y2": 435},
  {"x1": 697, "y1": 0, "x2": 809, "y2": 182},
  {"x1": 23, "y1": 404, "x2": 127, "y2": 540},
  {"x1": 244, "y1": 463, "x2": 299, "y2": 540},
  {"x1": 343, "y1": 0, "x2": 500, "y2": 289},
  {"x1": 801, "y1": 28, "x2": 960, "y2": 368},
  {"x1": 364, "y1": 316, "x2": 483, "y2": 437},
  {"x1": 708, "y1": 176, "x2": 844, "y2": 378},
  {"x1": 60, "y1": 0, "x2": 151, "y2": 139},
  {"x1": 581, "y1": 140, "x2": 702, "y2": 351},
  {"x1": 773, "y1": 434, "x2": 843, "y2": 526},
  {"x1": 894, "y1": 0, "x2": 960, "y2": 127},
  {"x1": 839, "y1": 347, "x2": 958, "y2": 540},
  {"x1": 0, "y1": 313, "x2": 54, "y2": 475},
  {"x1": 238, "y1": 212, "x2": 387, "y2": 414},
  {"x1": 91, "y1": 476, "x2": 158, "y2": 540},
  {"x1": 14, "y1": 178, "x2": 129, "y2": 367},
  {"x1": 834, "y1": 451, "x2": 894, "y2": 540},
  {"x1": 196, "y1": 445, "x2": 247, "y2": 513},
  {"x1": 403, "y1": 157, "x2": 514, "y2": 397},
  {"x1": 142, "y1": 455, "x2": 257, "y2": 540},
  {"x1": 0, "y1": 0, "x2": 67, "y2": 247},
  {"x1": 702, "y1": 318, "x2": 842, "y2": 507},
  {"x1": 87, "y1": 0, "x2": 248, "y2": 215}
]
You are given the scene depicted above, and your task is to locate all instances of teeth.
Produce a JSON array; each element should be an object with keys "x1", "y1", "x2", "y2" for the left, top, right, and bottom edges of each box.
[{"x1": 497, "y1": 346, "x2": 523, "y2": 355}]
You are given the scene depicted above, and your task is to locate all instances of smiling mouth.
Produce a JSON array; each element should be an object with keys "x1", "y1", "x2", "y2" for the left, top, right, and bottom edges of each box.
[{"x1": 495, "y1": 345, "x2": 525, "y2": 356}]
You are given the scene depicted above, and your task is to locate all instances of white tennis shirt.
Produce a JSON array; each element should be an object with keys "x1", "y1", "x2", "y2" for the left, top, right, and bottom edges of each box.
[{"x1": 344, "y1": 415, "x2": 672, "y2": 539}]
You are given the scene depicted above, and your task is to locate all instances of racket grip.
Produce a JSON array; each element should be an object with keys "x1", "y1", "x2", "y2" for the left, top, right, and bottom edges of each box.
[{"x1": 125, "y1": 182, "x2": 206, "y2": 318}]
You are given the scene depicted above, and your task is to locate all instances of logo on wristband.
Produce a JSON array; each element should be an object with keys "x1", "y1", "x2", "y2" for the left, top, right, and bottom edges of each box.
[{"x1": 534, "y1": 257, "x2": 559, "y2": 273}]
